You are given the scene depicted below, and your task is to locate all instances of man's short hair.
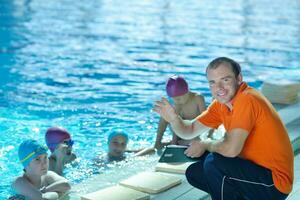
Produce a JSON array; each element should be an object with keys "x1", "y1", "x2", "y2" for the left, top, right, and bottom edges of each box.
[{"x1": 206, "y1": 57, "x2": 241, "y2": 77}]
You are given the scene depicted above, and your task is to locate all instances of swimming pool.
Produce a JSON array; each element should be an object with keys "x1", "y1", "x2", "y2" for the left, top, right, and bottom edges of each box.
[{"x1": 0, "y1": 0, "x2": 299, "y2": 198}]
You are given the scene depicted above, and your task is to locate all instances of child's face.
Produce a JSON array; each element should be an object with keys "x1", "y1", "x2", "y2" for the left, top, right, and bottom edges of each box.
[
  {"x1": 108, "y1": 135, "x2": 127, "y2": 158},
  {"x1": 54, "y1": 139, "x2": 73, "y2": 156},
  {"x1": 172, "y1": 92, "x2": 190, "y2": 105},
  {"x1": 26, "y1": 154, "x2": 48, "y2": 176}
]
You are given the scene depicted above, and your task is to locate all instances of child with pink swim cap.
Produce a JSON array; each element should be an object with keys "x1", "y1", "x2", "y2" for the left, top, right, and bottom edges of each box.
[
  {"x1": 45, "y1": 127, "x2": 76, "y2": 176},
  {"x1": 154, "y1": 75, "x2": 206, "y2": 149}
]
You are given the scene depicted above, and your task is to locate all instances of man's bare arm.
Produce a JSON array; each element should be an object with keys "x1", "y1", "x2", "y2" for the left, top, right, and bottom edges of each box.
[
  {"x1": 154, "y1": 97, "x2": 210, "y2": 139},
  {"x1": 185, "y1": 128, "x2": 248, "y2": 158}
]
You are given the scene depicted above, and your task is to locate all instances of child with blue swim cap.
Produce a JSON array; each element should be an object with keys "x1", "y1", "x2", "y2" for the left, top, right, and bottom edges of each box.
[
  {"x1": 12, "y1": 139, "x2": 71, "y2": 200},
  {"x1": 95, "y1": 131, "x2": 155, "y2": 163},
  {"x1": 107, "y1": 132, "x2": 129, "y2": 161}
]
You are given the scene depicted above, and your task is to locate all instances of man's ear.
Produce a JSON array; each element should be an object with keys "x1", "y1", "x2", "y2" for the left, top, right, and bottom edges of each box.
[{"x1": 237, "y1": 74, "x2": 243, "y2": 84}]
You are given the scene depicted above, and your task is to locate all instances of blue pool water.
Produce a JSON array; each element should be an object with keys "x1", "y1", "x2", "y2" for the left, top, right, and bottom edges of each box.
[{"x1": 1, "y1": 0, "x2": 300, "y2": 198}]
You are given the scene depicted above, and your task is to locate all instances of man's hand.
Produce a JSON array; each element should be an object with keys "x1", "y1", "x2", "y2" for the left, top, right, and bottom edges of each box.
[
  {"x1": 153, "y1": 97, "x2": 178, "y2": 123},
  {"x1": 184, "y1": 140, "x2": 207, "y2": 158}
]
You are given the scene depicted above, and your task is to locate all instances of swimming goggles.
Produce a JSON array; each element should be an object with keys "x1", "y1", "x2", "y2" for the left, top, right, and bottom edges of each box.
[{"x1": 63, "y1": 139, "x2": 74, "y2": 147}]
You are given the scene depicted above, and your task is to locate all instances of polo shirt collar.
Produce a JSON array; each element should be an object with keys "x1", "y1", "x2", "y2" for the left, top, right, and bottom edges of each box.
[{"x1": 230, "y1": 82, "x2": 249, "y2": 106}]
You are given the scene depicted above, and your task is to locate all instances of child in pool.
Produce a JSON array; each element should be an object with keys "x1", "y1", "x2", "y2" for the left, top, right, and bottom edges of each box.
[
  {"x1": 45, "y1": 127, "x2": 76, "y2": 176},
  {"x1": 12, "y1": 139, "x2": 71, "y2": 200},
  {"x1": 96, "y1": 132, "x2": 155, "y2": 163},
  {"x1": 154, "y1": 75, "x2": 207, "y2": 149}
]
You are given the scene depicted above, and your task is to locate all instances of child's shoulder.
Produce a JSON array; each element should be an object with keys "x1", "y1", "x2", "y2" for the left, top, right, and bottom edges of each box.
[
  {"x1": 12, "y1": 175, "x2": 27, "y2": 191},
  {"x1": 13, "y1": 176, "x2": 25, "y2": 185},
  {"x1": 190, "y1": 92, "x2": 205, "y2": 101}
]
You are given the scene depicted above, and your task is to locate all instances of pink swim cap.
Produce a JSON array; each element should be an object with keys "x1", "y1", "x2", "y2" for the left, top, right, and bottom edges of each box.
[
  {"x1": 45, "y1": 127, "x2": 71, "y2": 152},
  {"x1": 166, "y1": 75, "x2": 189, "y2": 97}
]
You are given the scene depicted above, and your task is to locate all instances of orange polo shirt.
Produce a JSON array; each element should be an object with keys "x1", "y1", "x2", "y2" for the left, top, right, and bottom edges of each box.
[{"x1": 197, "y1": 82, "x2": 294, "y2": 194}]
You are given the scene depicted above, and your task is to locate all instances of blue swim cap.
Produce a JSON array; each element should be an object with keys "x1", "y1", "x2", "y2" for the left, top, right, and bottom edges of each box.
[
  {"x1": 107, "y1": 132, "x2": 129, "y2": 145},
  {"x1": 18, "y1": 140, "x2": 48, "y2": 169}
]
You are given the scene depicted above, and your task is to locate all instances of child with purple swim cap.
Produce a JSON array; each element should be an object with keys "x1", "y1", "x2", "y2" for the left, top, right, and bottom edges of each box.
[
  {"x1": 154, "y1": 75, "x2": 206, "y2": 149},
  {"x1": 12, "y1": 139, "x2": 70, "y2": 200},
  {"x1": 166, "y1": 76, "x2": 189, "y2": 97},
  {"x1": 45, "y1": 127, "x2": 76, "y2": 176}
]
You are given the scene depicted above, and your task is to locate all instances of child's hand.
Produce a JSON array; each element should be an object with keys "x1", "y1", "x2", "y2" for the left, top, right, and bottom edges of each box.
[
  {"x1": 154, "y1": 142, "x2": 163, "y2": 150},
  {"x1": 56, "y1": 144, "x2": 68, "y2": 157},
  {"x1": 40, "y1": 186, "x2": 47, "y2": 193},
  {"x1": 153, "y1": 97, "x2": 178, "y2": 123}
]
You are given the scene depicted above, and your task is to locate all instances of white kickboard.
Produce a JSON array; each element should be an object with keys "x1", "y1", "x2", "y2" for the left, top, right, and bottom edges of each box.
[
  {"x1": 119, "y1": 171, "x2": 182, "y2": 194},
  {"x1": 81, "y1": 185, "x2": 150, "y2": 200}
]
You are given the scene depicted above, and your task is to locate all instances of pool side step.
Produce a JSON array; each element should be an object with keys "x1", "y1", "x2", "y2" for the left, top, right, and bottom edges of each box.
[{"x1": 278, "y1": 102, "x2": 300, "y2": 153}]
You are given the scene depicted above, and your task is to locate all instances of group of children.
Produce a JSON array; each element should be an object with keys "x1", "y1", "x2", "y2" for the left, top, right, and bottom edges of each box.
[
  {"x1": 12, "y1": 129, "x2": 73, "y2": 200},
  {"x1": 12, "y1": 75, "x2": 207, "y2": 199}
]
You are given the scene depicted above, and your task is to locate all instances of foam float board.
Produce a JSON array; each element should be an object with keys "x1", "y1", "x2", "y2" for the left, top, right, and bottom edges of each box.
[
  {"x1": 261, "y1": 81, "x2": 300, "y2": 104},
  {"x1": 81, "y1": 185, "x2": 150, "y2": 200},
  {"x1": 119, "y1": 171, "x2": 182, "y2": 194}
]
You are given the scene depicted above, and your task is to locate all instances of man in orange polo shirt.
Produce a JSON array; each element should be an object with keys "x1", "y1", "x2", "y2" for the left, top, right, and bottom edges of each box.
[{"x1": 154, "y1": 57, "x2": 293, "y2": 200}]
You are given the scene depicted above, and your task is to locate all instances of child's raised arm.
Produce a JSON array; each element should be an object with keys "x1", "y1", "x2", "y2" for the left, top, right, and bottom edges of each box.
[{"x1": 134, "y1": 147, "x2": 156, "y2": 157}]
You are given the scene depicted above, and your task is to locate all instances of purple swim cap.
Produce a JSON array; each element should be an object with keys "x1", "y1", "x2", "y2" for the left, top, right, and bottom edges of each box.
[
  {"x1": 45, "y1": 127, "x2": 71, "y2": 152},
  {"x1": 166, "y1": 75, "x2": 189, "y2": 97}
]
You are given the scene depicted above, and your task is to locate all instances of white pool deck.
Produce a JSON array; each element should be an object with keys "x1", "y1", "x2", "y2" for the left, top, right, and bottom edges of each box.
[{"x1": 65, "y1": 101, "x2": 300, "y2": 200}]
